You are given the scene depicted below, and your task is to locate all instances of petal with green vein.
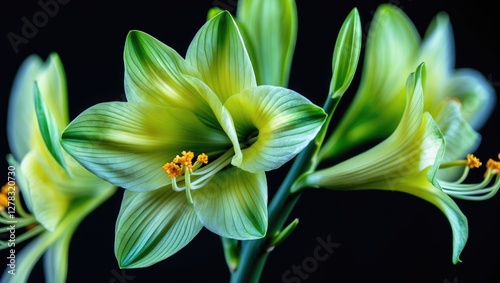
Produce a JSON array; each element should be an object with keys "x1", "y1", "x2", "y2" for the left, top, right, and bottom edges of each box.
[
  {"x1": 62, "y1": 101, "x2": 231, "y2": 191},
  {"x1": 20, "y1": 151, "x2": 69, "y2": 232},
  {"x1": 193, "y1": 168, "x2": 267, "y2": 239},
  {"x1": 186, "y1": 11, "x2": 256, "y2": 103},
  {"x1": 115, "y1": 188, "x2": 203, "y2": 268},
  {"x1": 236, "y1": 0, "x2": 297, "y2": 86},
  {"x1": 124, "y1": 30, "x2": 210, "y2": 112},
  {"x1": 34, "y1": 82, "x2": 67, "y2": 172},
  {"x1": 224, "y1": 86, "x2": 326, "y2": 172}
]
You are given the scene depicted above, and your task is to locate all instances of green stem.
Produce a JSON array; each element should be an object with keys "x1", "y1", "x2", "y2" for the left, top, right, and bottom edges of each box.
[{"x1": 229, "y1": 95, "x2": 339, "y2": 283}]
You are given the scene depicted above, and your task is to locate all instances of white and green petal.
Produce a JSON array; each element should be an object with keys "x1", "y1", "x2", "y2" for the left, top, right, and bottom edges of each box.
[
  {"x1": 20, "y1": 151, "x2": 70, "y2": 232},
  {"x1": 224, "y1": 85, "x2": 326, "y2": 172},
  {"x1": 186, "y1": 10, "x2": 256, "y2": 103},
  {"x1": 115, "y1": 188, "x2": 203, "y2": 268},
  {"x1": 62, "y1": 101, "x2": 232, "y2": 192},
  {"x1": 236, "y1": 0, "x2": 297, "y2": 86},
  {"x1": 193, "y1": 168, "x2": 267, "y2": 239},
  {"x1": 433, "y1": 99, "x2": 480, "y2": 180},
  {"x1": 442, "y1": 69, "x2": 496, "y2": 130}
]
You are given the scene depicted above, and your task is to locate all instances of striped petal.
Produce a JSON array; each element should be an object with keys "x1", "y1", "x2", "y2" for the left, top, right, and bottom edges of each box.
[
  {"x1": 236, "y1": 0, "x2": 297, "y2": 86},
  {"x1": 224, "y1": 86, "x2": 326, "y2": 172},
  {"x1": 186, "y1": 11, "x2": 256, "y2": 103},
  {"x1": 115, "y1": 188, "x2": 203, "y2": 268},
  {"x1": 20, "y1": 151, "x2": 70, "y2": 232},
  {"x1": 61, "y1": 102, "x2": 231, "y2": 191},
  {"x1": 193, "y1": 168, "x2": 267, "y2": 239},
  {"x1": 124, "y1": 30, "x2": 205, "y2": 110}
]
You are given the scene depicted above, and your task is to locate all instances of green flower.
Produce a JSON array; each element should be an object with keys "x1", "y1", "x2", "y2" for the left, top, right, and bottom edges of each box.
[
  {"x1": 320, "y1": 4, "x2": 495, "y2": 163},
  {"x1": 1, "y1": 53, "x2": 116, "y2": 283},
  {"x1": 300, "y1": 64, "x2": 500, "y2": 264},
  {"x1": 61, "y1": 11, "x2": 326, "y2": 268}
]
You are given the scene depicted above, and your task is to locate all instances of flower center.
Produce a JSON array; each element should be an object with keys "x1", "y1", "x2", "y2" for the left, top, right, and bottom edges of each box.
[
  {"x1": 162, "y1": 149, "x2": 233, "y2": 204},
  {"x1": 438, "y1": 153, "x2": 500, "y2": 200}
]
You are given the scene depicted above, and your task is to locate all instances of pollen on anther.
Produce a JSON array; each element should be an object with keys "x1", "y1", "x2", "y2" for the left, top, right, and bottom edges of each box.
[
  {"x1": 0, "y1": 184, "x2": 9, "y2": 211},
  {"x1": 197, "y1": 153, "x2": 208, "y2": 164},
  {"x1": 446, "y1": 97, "x2": 462, "y2": 106},
  {"x1": 162, "y1": 162, "x2": 182, "y2": 178},
  {"x1": 486, "y1": 158, "x2": 500, "y2": 174},
  {"x1": 466, "y1": 154, "x2": 482, "y2": 168},
  {"x1": 174, "y1": 151, "x2": 195, "y2": 168}
]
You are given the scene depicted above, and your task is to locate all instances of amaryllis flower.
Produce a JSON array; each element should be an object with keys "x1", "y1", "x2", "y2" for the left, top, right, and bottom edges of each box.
[
  {"x1": 1, "y1": 53, "x2": 116, "y2": 283},
  {"x1": 61, "y1": 11, "x2": 326, "y2": 268},
  {"x1": 300, "y1": 64, "x2": 500, "y2": 264}
]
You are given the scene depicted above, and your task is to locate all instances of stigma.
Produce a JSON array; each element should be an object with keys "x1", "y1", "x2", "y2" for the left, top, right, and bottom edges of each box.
[{"x1": 439, "y1": 153, "x2": 500, "y2": 201}]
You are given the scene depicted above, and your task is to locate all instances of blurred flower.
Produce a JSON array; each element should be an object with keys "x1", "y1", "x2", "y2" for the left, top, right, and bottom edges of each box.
[
  {"x1": 320, "y1": 4, "x2": 495, "y2": 165},
  {"x1": 61, "y1": 11, "x2": 326, "y2": 268},
  {"x1": 0, "y1": 53, "x2": 116, "y2": 283},
  {"x1": 300, "y1": 64, "x2": 500, "y2": 264}
]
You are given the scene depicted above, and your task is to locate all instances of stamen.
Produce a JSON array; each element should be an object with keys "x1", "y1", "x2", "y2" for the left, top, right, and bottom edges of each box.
[
  {"x1": 0, "y1": 183, "x2": 40, "y2": 251},
  {"x1": 439, "y1": 153, "x2": 500, "y2": 201},
  {"x1": 162, "y1": 151, "x2": 211, "y2": 203},
  {"x1": 162, "y1": 162, "x2": 182, "y2": 178},
  {"x1": 466, "y1": 154, "x2": 482, "y2": 168}
]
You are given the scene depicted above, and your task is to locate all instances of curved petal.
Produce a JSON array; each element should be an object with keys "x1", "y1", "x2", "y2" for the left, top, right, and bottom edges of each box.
[
  {"x1": 34, "y1": 82, "x2": 67, "y2": 172},
  {"x1": 35, "y1": 53, "x2": 69, "y2": 130},
  {"x1": 433, "y1": 100, "x2": 480, "y2": 181},
  {"x1": 396, "y1": 177, "x2": 468, "y2": 264},
  {"x1": 62, "y1": 101, "x2": 231, "y2": 191},
  {"x1": 236, "y1": 0, "x2": 297, "y2": 86},
  {"x1": 7, "y1": 54, "x2": 43, "y2": 161},
  {"x1": 124, "y1": 30, "x2": 207, "y2": 110},
  {"x1": 186, "y1": 11, "x2": 256, "y2": 103},
  {"x1": 193, "y1": 168, "x2": 267, "y2": 239},
  {"x1": 304, "y1": 65, "x2": 445, "y2": 191},
  {"x1": 115, "y1": 188, "x2": 203, "y2": 268},
  {"x1": 224, "y1": 86, "x2": 326, "y2": 172},
  {"x1": 21, "y1": 151, "x2": 70, "y2": 232},
  {"x1": 419, "y1": 12, "x2": 455, "y2": 108},
  {"x1": 184, "y1": 76, "x2": 243, "y2": 166},
  {"x1": 444, "y1": 68, "x2": 496, "y2": 130}
]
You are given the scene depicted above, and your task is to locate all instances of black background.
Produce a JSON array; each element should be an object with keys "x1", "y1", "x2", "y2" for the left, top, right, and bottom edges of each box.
[{"x1": 1, "y1": 1, "x2": 500, "y2": 282}]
